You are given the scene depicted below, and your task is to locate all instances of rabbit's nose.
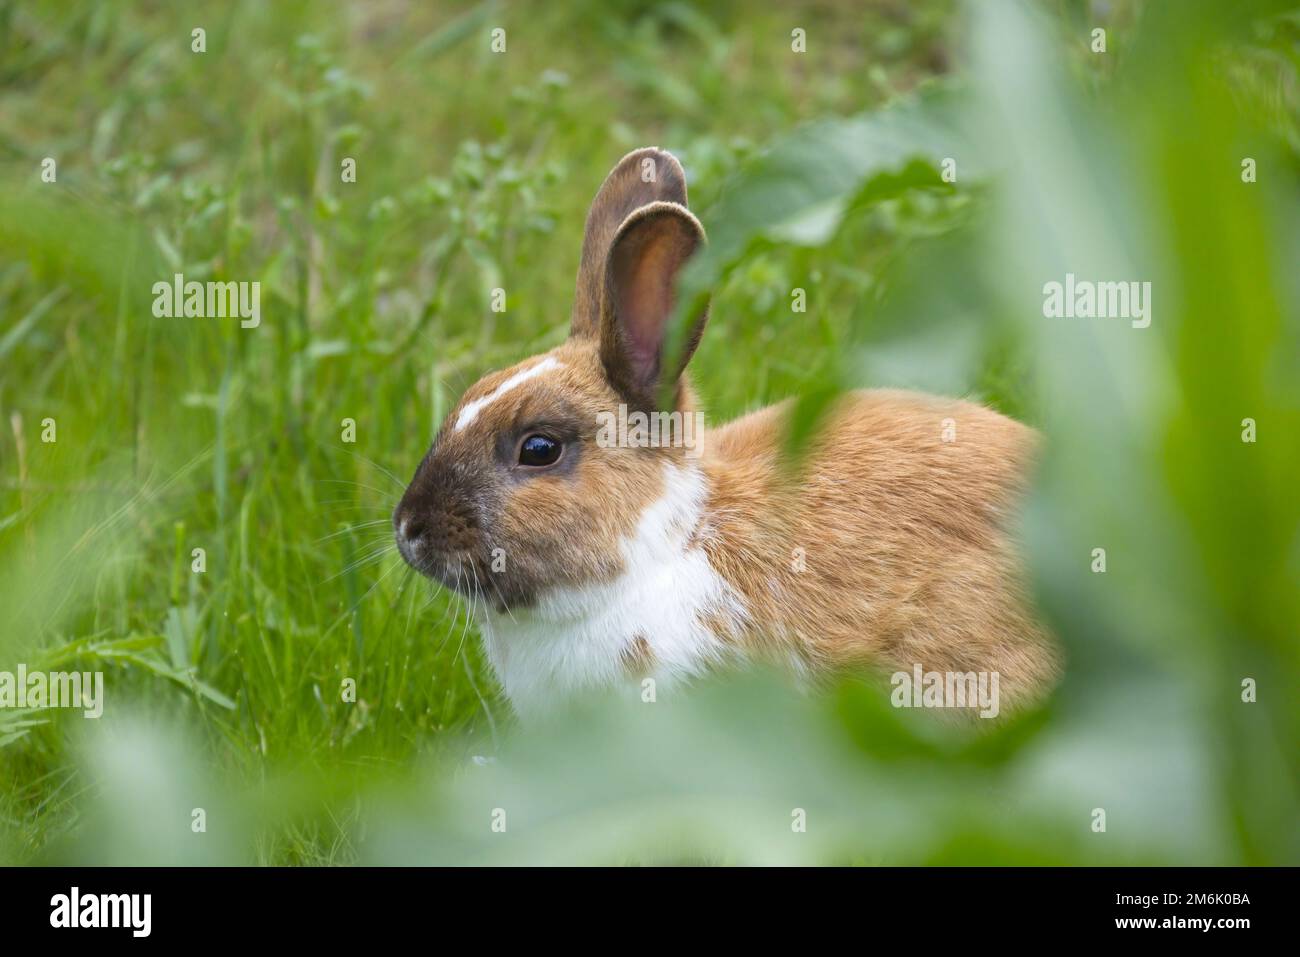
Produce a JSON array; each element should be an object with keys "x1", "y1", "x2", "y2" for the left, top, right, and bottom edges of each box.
[
  {"x1": 399, "y1": 515, "x2": 425, "y2": 542},
  {"x1": 394, "y1": 511, "x2": 429, "y2": 557}
]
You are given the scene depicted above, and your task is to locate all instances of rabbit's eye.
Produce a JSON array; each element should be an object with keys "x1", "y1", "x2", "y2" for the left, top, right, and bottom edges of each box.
[{"x1": 519, "y1": 434, "x2": 562, "y2": 467}]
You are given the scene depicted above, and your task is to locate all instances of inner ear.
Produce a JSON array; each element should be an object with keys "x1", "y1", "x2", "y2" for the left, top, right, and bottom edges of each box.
[
  {"x1": 600, "y1": 202, "x2": 706, "y2": 409},
  {"x1": 571, "y1": 148, "x2": 688, "y2": 341}
]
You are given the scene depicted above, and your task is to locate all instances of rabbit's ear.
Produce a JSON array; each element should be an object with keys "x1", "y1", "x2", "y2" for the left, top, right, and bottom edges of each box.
[
  {"x1": 599, "y1": 200, "x2": 707, "y2": 408},
  {"x1": 570, "y1": 148, "x2": 687, "y2": 340}
]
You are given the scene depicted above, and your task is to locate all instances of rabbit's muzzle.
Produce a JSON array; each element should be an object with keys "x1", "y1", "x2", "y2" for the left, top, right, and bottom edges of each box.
[{"x1": 393, "y1": 455, "x2": 488, "y2": 590}]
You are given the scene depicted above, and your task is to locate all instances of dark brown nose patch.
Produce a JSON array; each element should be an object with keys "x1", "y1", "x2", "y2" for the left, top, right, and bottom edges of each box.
[{"x1": 394, "y1": 453, "x2": 485, "y2": 569}]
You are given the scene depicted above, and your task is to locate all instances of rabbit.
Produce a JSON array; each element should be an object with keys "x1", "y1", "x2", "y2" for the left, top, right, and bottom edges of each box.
[{"x1": 394, "y1": 146, "x2": 1059, "y2": 720}]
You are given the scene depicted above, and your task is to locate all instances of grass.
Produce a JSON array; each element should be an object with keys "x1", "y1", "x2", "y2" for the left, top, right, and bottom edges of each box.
[
  {"x1": 2, "y1": 0, "x2": 1298, "y2": 866},
  {"x1": 0, "y1": 0, "x2": 967, "y2": 864}
]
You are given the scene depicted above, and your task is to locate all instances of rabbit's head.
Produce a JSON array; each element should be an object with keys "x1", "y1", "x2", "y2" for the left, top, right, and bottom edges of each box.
[{"x1": 394, "y1": 148, "x2": 710, "y2": 610}]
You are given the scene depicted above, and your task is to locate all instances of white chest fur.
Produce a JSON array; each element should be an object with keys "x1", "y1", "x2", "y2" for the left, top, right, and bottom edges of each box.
[{"x1": 479, "y1": 462, "x2": 747, "y2": 719}]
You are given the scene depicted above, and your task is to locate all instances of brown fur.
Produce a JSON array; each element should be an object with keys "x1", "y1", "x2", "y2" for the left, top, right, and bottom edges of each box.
[
  {"x1": 395, "y1": 147, "x2": 1059, "y2": 714},
  {"x1": 699, "y1": 391, "x2": 1059, "y2": 705}
]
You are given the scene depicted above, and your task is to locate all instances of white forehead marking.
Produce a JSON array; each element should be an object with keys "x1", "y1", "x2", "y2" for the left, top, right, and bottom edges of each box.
[{"x1": 454, "y1": 356, "x2": 562, "y2": 432}]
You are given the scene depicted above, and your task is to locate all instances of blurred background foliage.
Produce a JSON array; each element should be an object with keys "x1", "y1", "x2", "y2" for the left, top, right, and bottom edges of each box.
[{"x1": 0, "y1": 0, "x2": 1297, "y2": 864}]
